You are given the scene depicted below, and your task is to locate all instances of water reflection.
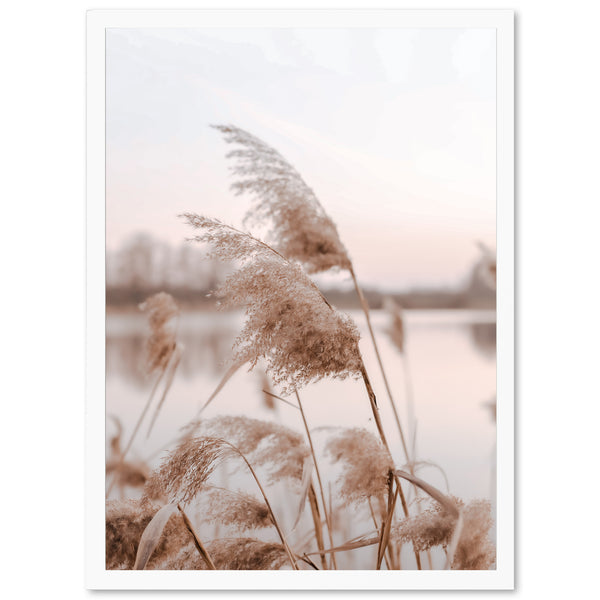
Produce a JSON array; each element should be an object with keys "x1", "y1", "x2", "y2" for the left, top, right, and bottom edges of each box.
[
  {"x1": 107, "y1": 310, "x2": 496, "y2": 386},
  {"x1": 106, "y1": 309, "x2": 497, "y2": 503},
  {"x1": 106, "y1": 312, "x2": 237, "y2": 387}
]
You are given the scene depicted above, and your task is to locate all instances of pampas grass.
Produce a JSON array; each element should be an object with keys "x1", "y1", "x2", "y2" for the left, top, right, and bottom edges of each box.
[
  {"x1": 144, "y1": 432, "x2": 300, "y2": 569},
  {"x1": 105, "y1": 128, "x2": 497, "y2": 573},
  {"x1": 213, "y1": 124, "x2": 413, "y2": 465},
  {"x1": 325, "y1": 428, "x2": 394, "y2": 506},
  {"x1": 181, "y1": 214, "x2": 362, "y2": 393},
  {"x1": 157, "y1": 538, "x2": 290, "y2": 570},
  {"x1": 106, "y1": 293, "x2": 182, "y2": 498},
  {"x1": 212, "y1": 124, "x2": 351, "y2": 274}
]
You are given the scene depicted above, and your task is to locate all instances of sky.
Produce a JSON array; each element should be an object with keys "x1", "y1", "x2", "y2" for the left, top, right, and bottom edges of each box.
[{"x1": 106, "y1": 27, "x2": 496, "y2": 289}]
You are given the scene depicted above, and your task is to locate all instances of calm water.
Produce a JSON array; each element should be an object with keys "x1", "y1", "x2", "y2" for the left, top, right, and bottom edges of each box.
[{"x1": 106, "y1": 308, "x2": 496, "y2": 501}]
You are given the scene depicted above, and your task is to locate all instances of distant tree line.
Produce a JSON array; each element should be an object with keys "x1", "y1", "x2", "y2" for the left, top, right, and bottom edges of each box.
[{"x1": 107, "y1": 234, "x2": 495, "y2": 310}]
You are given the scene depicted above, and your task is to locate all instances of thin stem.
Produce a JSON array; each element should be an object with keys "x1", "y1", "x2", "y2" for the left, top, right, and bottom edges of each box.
[
  {"x1": 367, "y1": 498, "x2": 392, "y2": 570},
  {"x1": 358, "y1": 358, "x2": 421, "y2": 569},
  {"x1": 376, "y1": 474, "x2": 399, "y2": 570},
  {"x1": 400, "y1": 351, "x2": 417, "y2": 455},
  {"x1": 184, "y1": 216, "x2": 333, "y2": 309},
  {"x1": 106, "y1": 363, "x2": 168, "y2": 498},
  {"x1": 262, "y1": 389, "x2": 300, "y2": 410},
  {"x1": 307, "y1": 483, "x2": 328, "y2": 570},
  {"x1": 146, "y1": 345, "x2": 182, "y2": 438},
  {"x1": 225, "y1": 441, "x2": 299, "y2": 570},
  {"x1": 350, "y1": 266, "x2": 411, "y2": 465},
  {"x1": 358, "y1": 359, "x2": 390, "y2": 452},
  {"x1": 444, "y1": 509, "x2": 464, "y2": 569},
  {"x1": 177, "y1": 504, "x2": 217, "y2": 570},
  {"x1": 294, "y1": 389, "x2": 338, "y2": 569}
]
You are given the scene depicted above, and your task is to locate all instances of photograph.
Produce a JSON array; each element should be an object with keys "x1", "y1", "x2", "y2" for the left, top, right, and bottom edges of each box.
[{"x1": 88, "y1": 9, "x2": 514, "y2": 589}]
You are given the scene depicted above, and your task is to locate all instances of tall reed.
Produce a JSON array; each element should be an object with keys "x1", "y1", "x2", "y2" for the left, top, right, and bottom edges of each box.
[
  {"x1": 144, "y1": 433, "x2": 299, "y2": 569},
  {"x1": 294, "y1": 389, "x2": 337, "y2": 569},
  {"x1": 182, "y1": 213, "x2": 422, "y2": 565},
  {"x1": 213, "y1": 124, "x2": 412, "y2": 465}
]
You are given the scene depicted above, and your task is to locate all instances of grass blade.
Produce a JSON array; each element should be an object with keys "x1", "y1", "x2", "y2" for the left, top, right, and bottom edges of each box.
[
  {"x1": 146, "y1": 344, "x2": 182, "y2": 439},
  {"x1": 196, "y1": 359, "x2": 244, "y2": 415},
  {"x1": 394, "y1": 469, "x2": 459, "y2": 518},
  {"x1": 292, "y1": 457, "x2": 313, "y2": 530},
  {"x1": 444, "y1": 508, "x2": 464, "y2": 569},
  {"x1": 376, "y1": 476, "x2": 399, "y2": 569},
  {"x1": 308, "y1": 483, "x2": 327, "y2": 569},
  {"x1": 177, "y1": 504, "x2": 217, "y2": 569},
  {"x1": 133, "y1": 503, "x2": 178, "y2": 570}
]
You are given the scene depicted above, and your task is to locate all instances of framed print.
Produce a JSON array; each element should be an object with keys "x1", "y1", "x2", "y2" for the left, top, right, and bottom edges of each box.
[{"x1": 86, "y1": 8, "x2": 514, "y2": 590}]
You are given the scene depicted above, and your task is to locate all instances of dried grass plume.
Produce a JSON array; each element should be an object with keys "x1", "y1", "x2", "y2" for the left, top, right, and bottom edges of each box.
[
  {"x1": 325, "y1": 427, "x2": 394, "y2": 505},
  {"x1": 181, "y1": 214, "x2": 361, "y2": 392},
  {"x1": 213, "y1": 124, "x2": 351, "y2": 274},
  {"x1": 395, "y1": 499, "x2": 496, "y2": 570},
  {"x1": 139, "y1": 292, "x2": 179, "y2": 374}
]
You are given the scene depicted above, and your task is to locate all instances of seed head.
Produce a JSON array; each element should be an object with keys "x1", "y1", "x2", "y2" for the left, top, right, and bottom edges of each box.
[
  {"x1": 139, "y1": 292, "x2": 179, "y2": 374},
  {"x1": 213, "y1": 124, "x2": 351, "y2": 274},
  {"x1": 197, "y1": 416, "x2": 310, "y2": 483},
  {"x1": 143, "y1": 437, "x2": 234, "y2": 505},
  {"x1": 198, "y1": 487, "x2": 271, "y2": 532},
  {"x1": 157, "y1": 538, "x2": 289, "y2": 570},
  {"x1": 394, "y1": 499, "x2": 496, "y2": 570},
  {"x1": 324, "y1": 427, "x2": 394, "y2": 505},
  {"x1": 181, "y1": 214, "x2": 362, "y2": 392}
]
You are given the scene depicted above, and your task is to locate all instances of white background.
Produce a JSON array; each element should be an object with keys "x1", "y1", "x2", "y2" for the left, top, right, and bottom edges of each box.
[{"x1": 1, "y1": 0, "x2": 598, "y2": 598}]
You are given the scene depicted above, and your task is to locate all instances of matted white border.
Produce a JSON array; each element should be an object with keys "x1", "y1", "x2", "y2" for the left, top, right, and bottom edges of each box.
[{"x1": 86, "y1": 8, "x2": 514, "y2": 590}]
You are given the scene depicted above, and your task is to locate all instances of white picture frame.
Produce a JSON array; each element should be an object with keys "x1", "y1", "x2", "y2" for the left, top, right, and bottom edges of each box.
[{"x1": 87, "y1": 8, "x2": 514, "y2": 590}]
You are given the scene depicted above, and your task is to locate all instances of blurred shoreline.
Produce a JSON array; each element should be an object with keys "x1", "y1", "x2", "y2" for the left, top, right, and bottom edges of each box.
[
  {"x1": 106, "y1": 282, "x2": 495, "y2": 313},
  {"x1": 106, "y1": 234, "x2": 495, "y2": 312}
]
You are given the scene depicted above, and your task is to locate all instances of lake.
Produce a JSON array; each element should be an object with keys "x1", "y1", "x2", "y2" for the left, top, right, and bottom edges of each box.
[{"x1": 106, "y1": 308, "x2": 496, "y2": 503}]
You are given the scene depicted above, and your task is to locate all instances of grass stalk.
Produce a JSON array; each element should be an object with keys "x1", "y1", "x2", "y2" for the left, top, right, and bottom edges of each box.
[
  {"x1": 350, "y1": 266, "x2": 411, "y2": 465},
  {"x1": 294, "y1": 389, "x2": 338, "y2": 569},
  {"x1": 106, "y1": 362, "x2": 168, "y2": 498},
  {"x1": 358, "y1": 359, "x2": 422, "y2": 569},
  {"x1": 177, "y1": 504, "x2": 217, "y2": 570},
  {"x1": 367, "y1": 499, "x2": 392, "y2": 570},
  {"x1": 376, "y1": 474, "x2": 399, "y2": 570},
  {"x1": 307, "y1": 483, "x2": 328, "y2": 570},
  {"x1": 225, "y1": 441, "x2": 299, "y2": 570}
]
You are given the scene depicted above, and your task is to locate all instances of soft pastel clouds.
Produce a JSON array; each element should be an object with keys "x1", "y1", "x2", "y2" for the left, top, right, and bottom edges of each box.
[{"x1": 106, "y1": 27, "x2": 496, "y2": 288}]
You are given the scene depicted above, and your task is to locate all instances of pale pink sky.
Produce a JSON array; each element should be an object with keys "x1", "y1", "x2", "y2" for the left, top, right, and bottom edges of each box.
[{"x1": 106, "y1": 28, "x2": 496, "y2": 289}]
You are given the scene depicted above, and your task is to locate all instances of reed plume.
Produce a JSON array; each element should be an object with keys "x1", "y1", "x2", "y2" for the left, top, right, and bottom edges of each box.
[
  {"x1": 106, "y1": 458, "x2": 149, "y2": 492},
  {"x1": 105, "y1": 416, "x2": 149, "y2": 493},
  {"x1": 158, "y1": 538, "x2": 290, "y2": 570},
  {"x1": 181, "y1": 214, "x2": 362, "y2": 392},
  {"x1": 383, "y1": 297, "x2": 405, "y2": 355},
  {"x1": 139, "y1": 292, "x2": 179, "y2": 374},
  {"x1": 106, "y1": 293, "x2": 182, "y2": 498},
  {"x1": 194, "y1": 415, "x2": 310, "y2": 483},
  {"x1": 383, "y1": 297, "x2": 417, "y2": 457},
  {"x1": 198, "y1": 487, "x2": 271, "y2": 532},
  {"x1": 476, "y1": 241, "x2": 497, "y2": 290},
  {"x1": 394, "y1": 499, "x2": 495, "y2": 570},
  {"x1": 260, "y1": 369, "x2": 276, "y2": 412},
  {"x1": 143, "y1": 431, "x2": 300, "y2": 569},
  {"x1": 325, "y1": 428, "x2": 394, "y2": 506},
  {"x1": 143, "y1": 436, "x2": 233, "y2": 505},
  {"x1": 181, "y1": 212, "x2": 417, "y2": 561},
  {"x1": 213, "y1": 124, "x2": 412, "y2": 465},
  {"x1": 212, "y1": 124, "x2": 351, "y2": 274}
]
